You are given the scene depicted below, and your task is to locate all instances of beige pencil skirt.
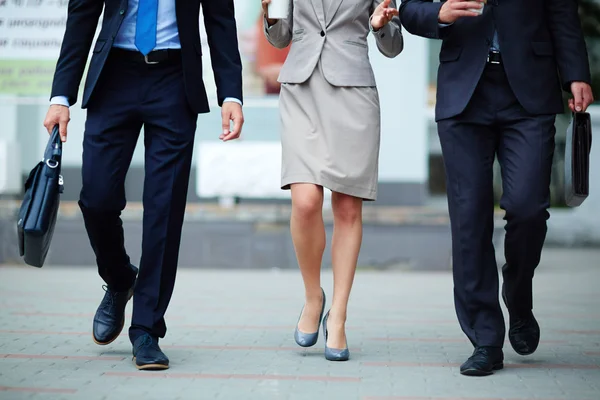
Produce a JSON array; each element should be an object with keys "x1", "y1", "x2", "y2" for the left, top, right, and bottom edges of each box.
[{"x1": 279, "y1": 62, "x2": 381, "y2": 201}]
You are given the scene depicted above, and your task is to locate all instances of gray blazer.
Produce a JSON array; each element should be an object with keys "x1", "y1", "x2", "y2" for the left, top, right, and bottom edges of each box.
[{"x1": 264, "y1": 0, "x2": 403, "y2": 87}]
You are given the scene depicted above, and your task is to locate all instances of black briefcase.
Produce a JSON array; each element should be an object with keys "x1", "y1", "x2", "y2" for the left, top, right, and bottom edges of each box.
[
  {"x1": 564, "y1": 112, "x2": 592, "y2": 207},
  {"x1": 17, "y1": 125, "x2": 64, "y2": 268}
]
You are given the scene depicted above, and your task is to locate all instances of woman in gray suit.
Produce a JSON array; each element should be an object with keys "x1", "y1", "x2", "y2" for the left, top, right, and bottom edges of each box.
[{"x1": 262, "y1": 0, "x2": 403, "y2": 361}]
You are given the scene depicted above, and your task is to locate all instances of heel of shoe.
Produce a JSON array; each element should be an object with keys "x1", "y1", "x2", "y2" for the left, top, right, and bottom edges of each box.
[
  {"x1": 322, "y1": 310, "x2": 350, "y2": 362},
  {"x1": 294, "y1": 288, "x2": 326, "y2": 348}
]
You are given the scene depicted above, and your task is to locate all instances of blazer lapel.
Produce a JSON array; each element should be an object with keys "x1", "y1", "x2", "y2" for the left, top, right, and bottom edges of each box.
[
  {"x1": 325, "y1": 0, "x2": 344, "y2": 26},
  {"x1": 310, "y1": 0, "x2": 327, "y2": 30}
]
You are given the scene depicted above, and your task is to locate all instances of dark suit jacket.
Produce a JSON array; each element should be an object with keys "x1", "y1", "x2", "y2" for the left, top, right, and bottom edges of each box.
[
  {"x1": 50, "y1": 0, "x2": 243, "y2": 114},
  {"x1": 399, "y1": 0, "x2": 591, "y2": 121}
]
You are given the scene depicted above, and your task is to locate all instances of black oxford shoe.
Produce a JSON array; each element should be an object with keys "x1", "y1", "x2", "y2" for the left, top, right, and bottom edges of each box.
[
  {"x1": 508, "y1": 314, "x2": 540, "y2": 356},
  {"x1": 460, "y1": 347, "x2": 504, "y2": 377},
  {"x1": 132, "y1": 334, "x2": 169, "y2": 370},
  {"x1": 502, "y1": 285, "x2": 540, "y2": 356},
  {"x1": 92, "y1": 270, "x2": 137, "y2": 345}
]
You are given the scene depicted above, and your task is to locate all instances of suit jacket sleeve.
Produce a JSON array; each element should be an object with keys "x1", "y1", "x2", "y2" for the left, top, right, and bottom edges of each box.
[
  {"x1": 371, "y1": 0, "x2": 403, "y2": 58},
  {"x1": 50, "y1": 0, "x2": 104, "y2": 106},
  {"x1": 398, "y1": 0, "x2": 450, "y2": 40},
  {"x1": 202, "y1": 0, "x2": 243, "y2": 106},
  {"x1": 545, "y1": 0, "x2": 591, "y2": 90},
  {"x1": 263, "y1": 0, "x2": 293, "y2": 49}
]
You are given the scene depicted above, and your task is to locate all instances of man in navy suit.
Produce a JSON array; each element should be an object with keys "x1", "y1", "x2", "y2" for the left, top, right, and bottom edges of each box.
[
  {"x1": 400, "y1": 0, "x2": 593, "y2": 376},
  {"x1": 43, "y1": 0, "x2": 244, "y2": 370}
]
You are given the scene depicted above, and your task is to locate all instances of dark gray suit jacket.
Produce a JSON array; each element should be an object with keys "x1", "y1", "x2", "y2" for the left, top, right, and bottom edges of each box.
[{"x1": 400, "y1": 0, "x2": 591, "y2": 121}]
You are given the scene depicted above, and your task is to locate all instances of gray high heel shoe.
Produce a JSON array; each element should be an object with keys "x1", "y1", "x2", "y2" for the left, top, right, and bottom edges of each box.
[
  {"x1": 322, "y1": 310, "x2": 350, "y2": 361},
  {"x1": 294, "y1": 288, "x2": 326, "y2": 347}
]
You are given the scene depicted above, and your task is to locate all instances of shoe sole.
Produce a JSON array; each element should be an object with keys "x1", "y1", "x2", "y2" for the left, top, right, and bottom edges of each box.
[
  {"x1": 295, "y1": 340, "x2": 318, "y2": 348},
  {"x1": 133, "y1": 357, "x2": 169, "y2": 370},
  {"x1": 510, "y1": 337, "x2": 539, "y2": 356},
  {"x1": 92, "y1": 290, "x2": 134, "y2": 346},
  {"x1": 460, "y1": 362, "x2": 504, "y2": 377},
  {"x1": 325, "y1": 356, "x2": 350, "y2": 362}
]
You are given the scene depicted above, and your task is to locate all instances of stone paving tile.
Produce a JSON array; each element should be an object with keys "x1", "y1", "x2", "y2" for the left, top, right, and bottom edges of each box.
[{"x1": 1, "y1": 248, "x2": 599, "y2": 400}]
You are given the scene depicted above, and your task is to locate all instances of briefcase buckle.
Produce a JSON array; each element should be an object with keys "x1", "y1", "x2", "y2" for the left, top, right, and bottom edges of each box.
[
  {"x1": 45, "y1": 159, "x2": 59, "y2": 169},
  {"x1": 144, "y1": 54, "x2": 160, "y2": 65}
]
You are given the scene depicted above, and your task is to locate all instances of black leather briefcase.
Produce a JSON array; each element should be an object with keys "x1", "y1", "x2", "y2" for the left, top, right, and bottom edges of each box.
[
  {"x1": 564, "y1": 112, "x2": 592, "y2": 207},
  {"x1": 17, "y1": 126, "x2": 64, "y2": 268}
]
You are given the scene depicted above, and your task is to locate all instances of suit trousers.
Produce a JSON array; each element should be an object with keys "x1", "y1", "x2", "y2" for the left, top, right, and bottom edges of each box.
[
  {"x1": 437, "y1": 62, "x2": 556, "y2": 348},
  {"x1": 79, "y1": 51, "x2": 197, "y2": 343}
]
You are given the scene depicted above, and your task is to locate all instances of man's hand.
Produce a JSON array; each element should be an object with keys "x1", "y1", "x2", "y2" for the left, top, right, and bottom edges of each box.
[
  {"x1": 438, "y1": 0, "x2": 484, "y2": 24},
  {"x1": 43, "y1": 104, "x2": 70, "y2": 142},
  {"x1": 569, "y1": 82, "x2": 595, "y2": 113},
  {"x1": 220, "y1": 102, "x2": 244, "y2": 142},
  {"x1": 371, "y1": 0, "x2": 399, "y2": 31}
]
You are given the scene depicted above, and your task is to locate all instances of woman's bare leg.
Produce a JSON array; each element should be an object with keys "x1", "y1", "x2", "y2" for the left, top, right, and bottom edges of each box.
[
  {"x1": 290, "y1": 183, "x2": 326, "y2": 333},
  {"x1": 327, "y1": 192, "x2": 363, "y2": 349}
]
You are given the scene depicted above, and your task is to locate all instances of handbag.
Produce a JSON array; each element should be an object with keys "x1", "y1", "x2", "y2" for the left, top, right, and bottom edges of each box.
[
  {"x1": 564, "y1": 112, "x2": 592, "y2": 207},
  {"x1": 17, "y1": 125, "x2": 64, "y2": 267}
]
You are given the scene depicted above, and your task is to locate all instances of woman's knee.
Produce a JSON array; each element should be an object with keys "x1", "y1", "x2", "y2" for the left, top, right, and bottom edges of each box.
[
  {"x1": 332, "y1": 192, "x2": 362, "y2": 224},
  {"x1": 291, "y1": 184, "x2": 324, "y2": 219}
]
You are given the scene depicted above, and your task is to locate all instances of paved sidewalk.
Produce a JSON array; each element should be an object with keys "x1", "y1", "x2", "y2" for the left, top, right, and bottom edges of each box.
[{"x1": 1, "y1": 248, "x2": 599, "y2": 400}]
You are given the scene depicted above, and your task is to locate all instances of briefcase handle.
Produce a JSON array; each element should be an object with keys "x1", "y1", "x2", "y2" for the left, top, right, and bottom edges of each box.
[
  {"x1": 43, "y1": 125, "x2": 62, "y2": 170},
  {"x1": 573, "y1": 112, "x2": 592, "y2": 150}
]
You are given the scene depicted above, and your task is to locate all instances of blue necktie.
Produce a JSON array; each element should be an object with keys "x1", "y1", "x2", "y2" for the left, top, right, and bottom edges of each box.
[
  {"x1": 491, "y1": 31, "x2": 500, "y2": 52},
  {"x1": 135, "y1": 0, "x2": 158, "y2": 55}
]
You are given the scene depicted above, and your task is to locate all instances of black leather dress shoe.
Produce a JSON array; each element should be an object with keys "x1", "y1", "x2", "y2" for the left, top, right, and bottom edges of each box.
[
  {"x1": 502, "y1": 286, "x2": 540, "y2": 355},
  {"x1": 508, "y1": 314, "x2": 540, "y2": 356},
  {"x1": 460, "y1": 347, "x2": 504, "y2": 376},
  {"x1": 132, "y1": 334, "x2": 169, "y2": 370},
  {"x1": 93, "y1": 267, "x2": 138, "y2": 345}
]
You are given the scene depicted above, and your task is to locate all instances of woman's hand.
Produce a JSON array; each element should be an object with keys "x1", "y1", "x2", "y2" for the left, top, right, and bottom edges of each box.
[
  {"x1": 371, "y1": 0, "x2": 399, "y2": 31},
  {"x1": 261, "y1": 0, "x2": 278, "y2": 26}
]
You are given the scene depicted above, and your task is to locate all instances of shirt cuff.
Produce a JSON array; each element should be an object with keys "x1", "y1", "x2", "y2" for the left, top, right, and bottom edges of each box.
[
  {"x1": 438, "y1": 23, "x2": 453, "y2": 27},
  {"x1": 223, "y1": 97, "x2": 242, "y2": 106},
  {"x1": 50, "y1": 96, "x2": 70, "y2": 107},
  {"x1": 369, "y1": 15, "x2": 382, "y2": 34}
]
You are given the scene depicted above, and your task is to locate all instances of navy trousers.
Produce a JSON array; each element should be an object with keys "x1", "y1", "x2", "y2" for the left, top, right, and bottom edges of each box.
[
  {"x1": 79, "y1": 52, "x2": 197, "y2": 343},
  {"x1": 437, "y1": 63, "x2": 556, "y2": 348}
]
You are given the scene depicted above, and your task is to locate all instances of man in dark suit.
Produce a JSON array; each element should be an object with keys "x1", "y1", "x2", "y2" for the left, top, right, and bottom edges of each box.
[
  {"x1": 400, "y1": 0, "x2": 593, "y2": 376},
  {"x1": 43, "y1": 0, "x2": 244, "y2": 370}
]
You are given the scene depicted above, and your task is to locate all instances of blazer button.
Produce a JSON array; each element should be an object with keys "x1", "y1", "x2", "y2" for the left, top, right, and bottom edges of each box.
[
  {"x1": 320, "y1": 31, "x2": 325, "y2": 37},
  {"x1": 119, "y1": 9, "x2": 125, "y2": 15}
]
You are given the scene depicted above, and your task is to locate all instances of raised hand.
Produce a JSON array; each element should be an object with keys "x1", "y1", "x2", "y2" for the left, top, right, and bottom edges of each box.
[{"x1": 371, "y1": 0, "x2": 400, "y2": 31}]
